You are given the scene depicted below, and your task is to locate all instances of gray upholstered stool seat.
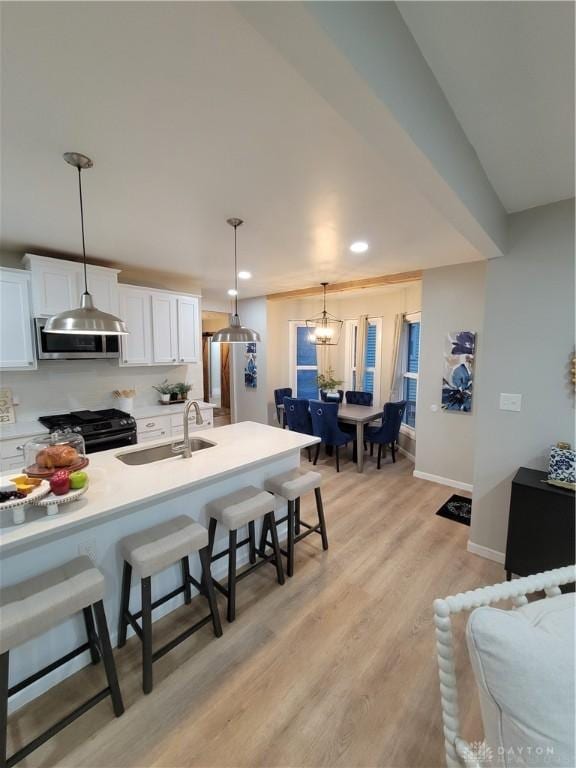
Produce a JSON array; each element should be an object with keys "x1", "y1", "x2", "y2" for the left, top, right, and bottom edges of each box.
[
  {"x1": 262, "y1": 468, "x2": 328, "y2": 578},
  {"x1": 0, "y1": 556, "x2": 104, "y2": 654},
  {"x1": 0, "y1": 557, "x2": 123, "y2": 768},
  {"x1": 264, "y1": 469, "x2": 321, "y2": 502},
  {"x1": 206, "y1": 485, "x2": 275, "y2": 530},
  {"x1": 207, "y1": 486, "x2": 285, "y2": 622},
  {"x1": 120, "y1": 516, "x2": 209, "y2": 579},
  {"x1": 117, "y1": 515, "x2": 221, "y2": 695}
]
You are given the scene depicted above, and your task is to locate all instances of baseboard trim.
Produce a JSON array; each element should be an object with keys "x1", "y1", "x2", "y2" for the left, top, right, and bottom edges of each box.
[
  {"x1": 467, "y1": 541, "x2": 505, "y2": 565},
  {"x1": 398, "y1": 445, "x2": 415, "y2": 462},
  {"x1": 412, "y1": 470, "x2": 473, "y2": 493}
]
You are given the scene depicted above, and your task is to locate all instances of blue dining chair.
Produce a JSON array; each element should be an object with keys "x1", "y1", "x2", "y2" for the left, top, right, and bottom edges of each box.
[
  {"x1": 309, "y1": 400, "x2": 354, "y2": 472},
  {"x1": 365, "y1": 400, "x2": 407, "y2": 469},
  {"x1": 274, "y1": 388, "x2": 292, "y2": 427},
  {"x1": 345, "y1": 390, "x2": 373, "y2": 406},
  {"x1": 283, "y1": 396, "x2": 314, "y2": 461},
  {"x1": 320, "y1": 389, "x2": 344, "y2": 403}
]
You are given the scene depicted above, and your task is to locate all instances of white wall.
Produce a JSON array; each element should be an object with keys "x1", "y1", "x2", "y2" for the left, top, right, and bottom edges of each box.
[
  {"x1": 1, "y1": 360, "x2": 203, "y2": 421},
  {"x1": 231, "y1": 297, "x2": 269, "y2": 424},
  {"x1": 415, "y1": 262, "x2": 486, "y2": 489},
  {"x1": 470, "y1": 199, "x2": 575, "y2": 558}
]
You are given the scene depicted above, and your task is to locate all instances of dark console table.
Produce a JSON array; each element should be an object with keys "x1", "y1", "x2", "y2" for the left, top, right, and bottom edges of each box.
[{"x1": 505, "y1": 467, "x2": 575, "y2": 579}]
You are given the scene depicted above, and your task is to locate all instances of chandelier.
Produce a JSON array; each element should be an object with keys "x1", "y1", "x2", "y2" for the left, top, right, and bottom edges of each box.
[{"x1": 305, "y1": 282, "x2": 343, "y2": 346}]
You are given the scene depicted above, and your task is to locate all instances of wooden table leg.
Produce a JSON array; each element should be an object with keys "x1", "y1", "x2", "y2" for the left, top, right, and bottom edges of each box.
[{"x1": 356, "y1": 422, "x2": 364, "y2": 473}]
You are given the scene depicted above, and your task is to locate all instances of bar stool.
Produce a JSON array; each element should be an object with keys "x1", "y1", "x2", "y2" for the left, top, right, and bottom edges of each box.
[
  {"x1": 207, "y1": 486, "x2": 285, "y2": 623},
  {"x1": 263, "y1": 469, "x2": 328, "y2": 577},
  {"x1": 0, "y1": 557, "x2": 124, "y2": 768},
  {"x1": 117, "y1": 516, "x2": 222, "y2": 694}
]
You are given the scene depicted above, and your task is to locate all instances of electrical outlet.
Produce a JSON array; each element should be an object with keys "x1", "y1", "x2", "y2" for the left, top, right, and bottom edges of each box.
[
  {"x1": 78, "y1": 538, "x2": 98, "y2": 563},
  {"x1": 499, "y1": 393, "x2": 522, "y2": 412}
]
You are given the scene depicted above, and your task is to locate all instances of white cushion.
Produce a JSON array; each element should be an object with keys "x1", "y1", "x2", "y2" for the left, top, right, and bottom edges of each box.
[
  {"x1": 206, "y1": 486, "x2": 275, "y2": 530},
  {"x1": 466, "y1": 593, "x2": 575, "y2": 766},
  {"x1": 120, "y1": 516, "x2": 208, "y2": 579},
  {"x1": 0, "y1": 556, "x2": 104, "y2": 653},
  {"x1": 264, "y1": 469, "x2": 321, "y2": 501}
]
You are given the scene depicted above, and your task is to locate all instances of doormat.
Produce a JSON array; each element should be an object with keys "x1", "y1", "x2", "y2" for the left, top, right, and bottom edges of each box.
[{"x1": 436, "y1": 494, "x2": 471, "y2": 526}]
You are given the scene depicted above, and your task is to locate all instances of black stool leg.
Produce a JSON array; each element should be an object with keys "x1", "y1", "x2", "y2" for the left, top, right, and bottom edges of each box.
[
  {"x1": 181, "y1": 556, "x2": 192, "y2": 604},
  {"x1": 258, "y1": 515, "x2": 269, "y2": 557},
  {"x1": 391, "y1": 443, "x2": 396, "y2": 463},
  {"x1": 248, "y1": 521, "x2": 257, "y2": 564},
  {"x1": 82, "y1": 606, "x2": 101, "y2": 664},
  {"x1": 286, "y1": 500, "x2": 296, "y2": 578},
  {"x1": 295, "y1": 497, "x2": 301, "y2": 536},
  {"x1": 117, "y1": 561, "x2": 132, "y2": 648},
  {"x1": 199, "y1": 546, "x2": 223, "y2": 638},
  {"x1": 377, "y1": 445, "x2": 382, "y2": 470},
  {"x1": 335, "y1": 445, "x2": 340, "y2": 472},
  {"x1": 92, "y1": 601, "x2": 124, "y2": 717},
  {"x1": 0, "y1": 651, "x2": 8, "y2": 768},
  {"x1": 208, "y1": 517, "x2": 217, "y2": 557},
  {"x1": 141, "y1": 577, "x2": 153, "y2": 694},
  {"x1": 314, "y1": 487, "x2": 329, "y2": 550},
  {"x1": 306, "y1": 446, "x2": 311, "y2": 462},
  {"x1": 227, "y1": 529, "x2": 237, "y2": 623},
  {"x1": 267, "y1": 512, "x2": 285, "y2": 585}
]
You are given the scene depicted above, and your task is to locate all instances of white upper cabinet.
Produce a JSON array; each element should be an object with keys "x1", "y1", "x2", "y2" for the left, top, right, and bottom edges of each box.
[
  {"x1": 151, "y1": 293, "x2": 179, "y2": 364},
  {"x1": 83, "y1": 266, "x2": 120, "y2": 316},
  {"x1": 118, "y1": 287, "x2": 152, "y2": 366},
  {"x1": 0, "y1": 269, "x2": 37, "y2": 370},
  {"x1": 23, "y1": 254, "x2": 120, "y2": 317},
  {"x1": 176, "y1": 296, "x2": 200, "y2": 363}
]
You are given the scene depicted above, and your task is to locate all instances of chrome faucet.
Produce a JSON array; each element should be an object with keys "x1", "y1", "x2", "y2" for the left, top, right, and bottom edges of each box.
[{"x1": 173, "y1": 400, "x2": 204, "y2": 458}]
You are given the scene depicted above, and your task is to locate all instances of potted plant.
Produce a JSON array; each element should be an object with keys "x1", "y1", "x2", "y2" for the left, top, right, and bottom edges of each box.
[
  {"x1": 316, "y1": 367, "x2": 343, "y2": 399},
  {"x1": 152, "y1": 380, "x2": 172, "y2": 403},
  {"x1": 174, "y1": 382, "x2": 192, "y2": 401}
]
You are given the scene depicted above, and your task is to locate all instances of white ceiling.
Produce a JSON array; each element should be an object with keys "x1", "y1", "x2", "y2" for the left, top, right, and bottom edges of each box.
[
  {"x1": 0, "y1": 2, "x2": 481, "y2": 302},
  {"x1": 398, "y1": 1, "x2": 575, "y2": 213}
]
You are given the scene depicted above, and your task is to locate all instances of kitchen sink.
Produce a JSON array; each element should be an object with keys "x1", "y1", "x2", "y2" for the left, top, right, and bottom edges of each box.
[{"x1": 116, "y1": 438, "x2": 216, "y2": 466}]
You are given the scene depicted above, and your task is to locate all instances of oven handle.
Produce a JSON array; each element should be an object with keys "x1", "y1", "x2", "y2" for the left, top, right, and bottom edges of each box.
[{"x1": 84, "y1": 432, "x2": 136, "y2": 447}]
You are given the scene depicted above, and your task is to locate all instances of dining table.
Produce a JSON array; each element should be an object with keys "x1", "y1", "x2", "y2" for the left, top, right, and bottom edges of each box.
[{"x1": 279, "y1": 401, "x2": 384, "y2": 473}]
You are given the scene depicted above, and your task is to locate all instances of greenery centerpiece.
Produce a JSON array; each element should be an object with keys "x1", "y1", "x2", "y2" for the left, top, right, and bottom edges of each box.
[
  {"x1": 152, "y1": 379, "x2": 173, "y2": 403},
  {"x1": 316, "y1": 367, "x2": 343, "y2": 395},
  {"x1": 174, "y1": 382, "x2": 192, "y2": 401}
]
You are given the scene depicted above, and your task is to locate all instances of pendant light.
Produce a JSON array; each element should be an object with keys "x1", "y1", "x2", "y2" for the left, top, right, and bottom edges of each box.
[
  {"x1": 212, "y1": 218, "x2": 261, "y2": 344},
  {"x1": 44, "y1": 153, "x2": 128, "y2": 335},
  {"x1": 305, "y1": 282, "x2": 343, "y2": 346}
]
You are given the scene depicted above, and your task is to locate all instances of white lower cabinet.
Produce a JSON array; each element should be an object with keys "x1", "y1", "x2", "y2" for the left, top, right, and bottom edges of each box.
[
  {"x1": 0, "y1": 269, "x2": 37, "y2": 370},
  {"x1": 135, "y1": 407, "x2": 213, "y2": 444}
]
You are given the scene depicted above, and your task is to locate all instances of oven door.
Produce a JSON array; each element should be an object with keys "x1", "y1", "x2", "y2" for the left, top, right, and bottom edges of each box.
[
  {"x1": 84, "y1": 430, "x2": 137, "y2": 454},
  {"x1": 35, "y1": 318, "x2": 120, "y2": 360}
]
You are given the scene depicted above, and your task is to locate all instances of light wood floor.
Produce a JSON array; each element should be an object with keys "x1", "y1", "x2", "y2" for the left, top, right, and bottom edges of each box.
[{"x1": 8, "y1": 450, "x2": 501, "y2": 768}]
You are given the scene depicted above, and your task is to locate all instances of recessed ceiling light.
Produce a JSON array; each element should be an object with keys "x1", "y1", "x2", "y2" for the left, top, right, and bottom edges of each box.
[
  {"x1": 238, "y1": 271, "x2": 252, "y2": 280},
  {"x1": 227, "y1": 288, "x2": 238, "y2": 296},
  {"x1": 350, "y1": 241, "x2": 369, "y2": 253}
]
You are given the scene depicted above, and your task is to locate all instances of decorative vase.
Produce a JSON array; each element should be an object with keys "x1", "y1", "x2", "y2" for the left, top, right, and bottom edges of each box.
[
  {"x1": 170, "y1": 392, "x2": 179, "y2": 402},
  {"x1": 160, "y1": 393, "x2": 170, "y2": 403}
]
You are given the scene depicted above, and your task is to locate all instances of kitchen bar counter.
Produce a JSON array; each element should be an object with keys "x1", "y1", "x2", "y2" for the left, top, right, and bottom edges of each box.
[
  {"x1": 1, "y1": 421, "x2": 319, "y2": 710},
  {"x1": 0, "y1": 421, "x2": 317, "y2": 554}
]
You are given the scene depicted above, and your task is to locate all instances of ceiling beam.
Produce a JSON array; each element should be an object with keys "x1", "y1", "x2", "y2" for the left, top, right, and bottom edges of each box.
[{"x1": 267, "y1": 270, "x2": 422, "y2": 301}]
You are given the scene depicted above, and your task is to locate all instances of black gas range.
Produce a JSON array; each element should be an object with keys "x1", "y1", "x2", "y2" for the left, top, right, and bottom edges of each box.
[{"x1": 39, "y1": 409, "x2": 137, "y2": 454}]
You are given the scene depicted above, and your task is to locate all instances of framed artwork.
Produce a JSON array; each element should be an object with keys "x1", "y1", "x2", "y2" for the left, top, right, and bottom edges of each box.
[
  {"x1": 244, "y1": 345, "x2": 257, "y2": 389},
  {"x1": 442, "y1": 331, "x2": 476, "y2": 412}
]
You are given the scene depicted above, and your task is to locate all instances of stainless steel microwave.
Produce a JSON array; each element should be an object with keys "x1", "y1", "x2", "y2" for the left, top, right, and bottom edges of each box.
[{"x1": 35, "y1": 317, "x2": 120, "y2": 360}]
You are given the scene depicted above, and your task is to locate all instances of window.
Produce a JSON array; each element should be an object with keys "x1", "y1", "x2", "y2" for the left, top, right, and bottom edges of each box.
[
  {"x1": 402, "y1": 316, "x2": 420, "y2": 430},
  {"x1": 290, "y1": 323, "x2": 318, "y2": 399},
  {"x1": 346, "y1": 318, "x2": 382, "y2": 396}
]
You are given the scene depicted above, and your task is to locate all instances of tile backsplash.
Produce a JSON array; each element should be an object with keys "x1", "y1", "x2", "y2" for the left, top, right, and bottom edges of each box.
[{"x1": 1, "y1": 359, "x2": 203, "y2": 421}]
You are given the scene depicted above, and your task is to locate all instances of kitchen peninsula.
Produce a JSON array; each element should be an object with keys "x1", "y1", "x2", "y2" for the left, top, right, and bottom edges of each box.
[{"x1": 0, "y1": 421, "x2": 319, "y2": 710}]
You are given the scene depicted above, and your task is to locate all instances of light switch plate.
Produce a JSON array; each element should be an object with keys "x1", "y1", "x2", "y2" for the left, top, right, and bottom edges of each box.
[{"x1": 500, "y1": 393, "x2": 522, "y2": 412}]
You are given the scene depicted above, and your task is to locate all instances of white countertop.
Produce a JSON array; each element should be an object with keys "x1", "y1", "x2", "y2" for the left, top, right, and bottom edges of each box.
[
  {"x1": 0, "y1": 421, "x2": 48, "y2": 440},
  {"x1": 0, "y1": 421, "x2": 318, "y2": 554},
  {"x1": 131, "y1": 402, "x2": 215, "y2": 420}
]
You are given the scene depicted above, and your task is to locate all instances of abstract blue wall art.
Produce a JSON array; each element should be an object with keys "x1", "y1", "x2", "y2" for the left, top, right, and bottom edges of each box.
[
  {"x1": 244, "y1": 351, "x2": 257, "y2": 389},
  {"x1": 442, "y1": 331, "x2": 476, "y2": 412}
]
